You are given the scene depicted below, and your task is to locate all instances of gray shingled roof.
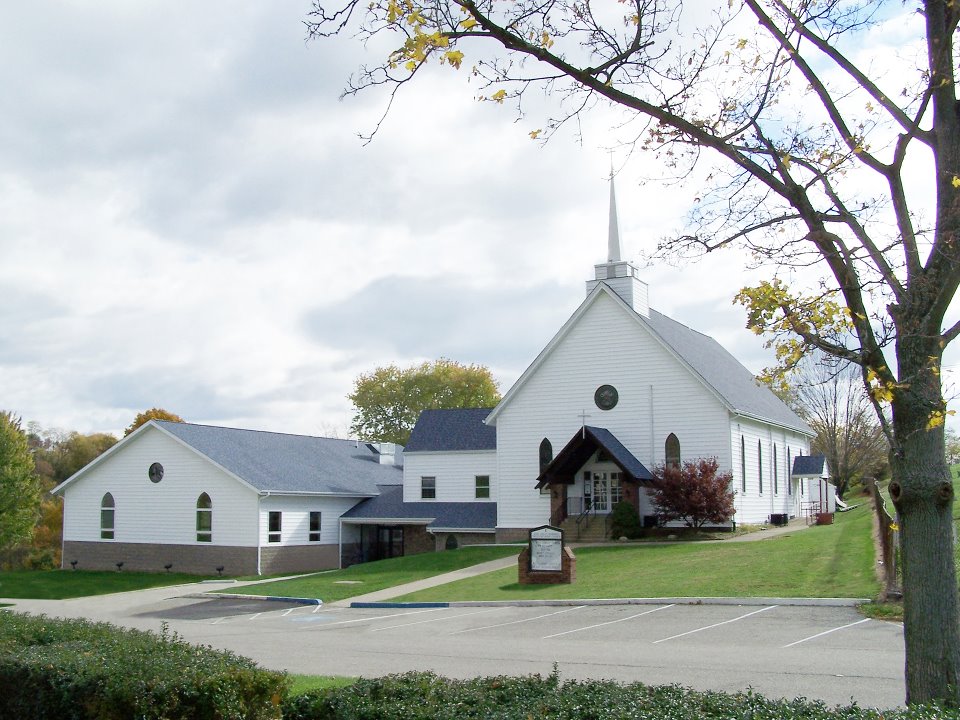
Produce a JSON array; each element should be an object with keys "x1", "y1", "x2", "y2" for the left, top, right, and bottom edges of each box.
[
  {"x1": 792, "y1": 454, "x2": 828, "y2": 477},
  {"x1": 342, "y1": 484, "x2": 497, "y2": 530},
  {"x1": 157, "y1": 421, "x2": 401, "y2": 495},
  {"x1": 405, "y1": 408, "x2": 497, "y2": 452},
  {"x1": 644, "y1": 309, "x2": 812, "y2": 435}
]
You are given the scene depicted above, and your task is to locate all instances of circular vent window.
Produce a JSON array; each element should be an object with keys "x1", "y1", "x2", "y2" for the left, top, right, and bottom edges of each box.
[{"x1": 148, "y1": 462, "x2": 164, "y2": 483}]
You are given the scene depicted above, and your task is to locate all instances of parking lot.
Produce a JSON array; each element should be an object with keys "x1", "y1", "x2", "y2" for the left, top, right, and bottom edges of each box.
[{"x1": 124, "y1": 596, "x2": 905, "y2": 708}]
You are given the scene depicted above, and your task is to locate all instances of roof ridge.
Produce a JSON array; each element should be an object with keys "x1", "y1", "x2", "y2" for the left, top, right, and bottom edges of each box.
[{"x1": 157, "y1": 420, "x2": 352, "y2": 443}]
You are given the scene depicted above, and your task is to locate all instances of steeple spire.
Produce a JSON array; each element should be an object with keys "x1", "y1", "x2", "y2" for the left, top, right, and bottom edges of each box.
[{"x1": 607, "y1": 168, "x2": 622, "y2": 263}]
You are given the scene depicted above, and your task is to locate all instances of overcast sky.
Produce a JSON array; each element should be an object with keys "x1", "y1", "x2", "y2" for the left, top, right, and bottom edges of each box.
[{"x1": 1, "y1": 1, "x2": 953, "y2": 439}]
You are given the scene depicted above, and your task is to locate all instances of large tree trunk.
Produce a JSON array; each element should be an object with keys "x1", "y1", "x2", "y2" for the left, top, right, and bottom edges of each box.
[{"x1": 890, "y1": 350, "x2": 960, "y2": 705}]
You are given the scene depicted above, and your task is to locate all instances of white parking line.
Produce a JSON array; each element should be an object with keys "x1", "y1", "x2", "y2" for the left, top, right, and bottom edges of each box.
[
  {"x1": 542, "y1": 604, "x2": 676, "y2": 639},
  {"x1": 309, "y1": 607, "x2": 444, "y2": 629},
  {"x1": 782, "y1": 618, "x2": 870, "y2": 648},
  {"x1": 451, "y1": 606, "x2": 586, "y2": 635},
  {"x1": 371, "y1": 607, "x2": 505, "y2": 632},
  {"x1": 248, "y1": 612, "x2": 262, "y2": 621},
  {"x1": 651, "y1": 605, "x2": 777, "y2": 644}
]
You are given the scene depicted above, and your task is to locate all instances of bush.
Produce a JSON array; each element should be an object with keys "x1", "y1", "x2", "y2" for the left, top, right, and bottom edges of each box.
[
  {"x1": 282, "y1": 672, "x2": 957, "y2": 720},
  {"x1": 609, "y1": 501, "x2": 642, "y2": 539},
  {"x1": 0, "y1": 613, "x2": 287, "y2": 720},
  {"x1": 651, "y1": 458, "x2": 735, "y2": 529}
]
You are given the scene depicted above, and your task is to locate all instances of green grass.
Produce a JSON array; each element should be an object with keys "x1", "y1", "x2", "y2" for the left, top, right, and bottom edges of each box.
[
  {"x1": 288, "y1": 674, "x2": 357, "y2": 695},
  {"x1": 396, "y1": 505, "x2": 878, "y2": 601},
  {"x1": 225, "y1": 545, "x2": 521, "y2": 603},
  {"x1": 0, "y1": 570, "x2": 215, "y2": 600}
]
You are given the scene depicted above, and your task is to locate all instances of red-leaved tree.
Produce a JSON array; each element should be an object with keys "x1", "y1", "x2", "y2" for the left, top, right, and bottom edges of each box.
[{"x1": 651, "y1": 458, "x2": 735, "y2": 530}]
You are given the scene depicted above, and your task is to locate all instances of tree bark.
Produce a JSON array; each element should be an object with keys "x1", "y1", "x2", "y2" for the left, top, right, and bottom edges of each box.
[{"x1": 890, "y1": 351, "x2": 960, "y2": 705}]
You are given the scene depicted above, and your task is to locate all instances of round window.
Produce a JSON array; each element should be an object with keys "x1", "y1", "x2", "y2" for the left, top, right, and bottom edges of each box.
[
  {"x1": 148, "y1": 462, "x2": 164, "y2": 483},
  {"x1": 594, "y1": 384, "x2": 619, "y2": 410}
]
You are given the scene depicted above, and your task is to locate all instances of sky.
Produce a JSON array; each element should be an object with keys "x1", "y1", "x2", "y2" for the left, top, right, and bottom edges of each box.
[{"x1": 1, "y1": 1, "x2": 953, "y2": 439}]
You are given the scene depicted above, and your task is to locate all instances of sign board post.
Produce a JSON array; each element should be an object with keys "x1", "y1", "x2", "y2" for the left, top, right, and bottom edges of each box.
[{"x1": 519, "y1": 525, "x2": 575, "y2": 584}]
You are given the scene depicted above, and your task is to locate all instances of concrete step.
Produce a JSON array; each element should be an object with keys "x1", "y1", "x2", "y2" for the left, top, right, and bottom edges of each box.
[{"x1": 561, "y1": 516, "x2": 610, "y2": 542}]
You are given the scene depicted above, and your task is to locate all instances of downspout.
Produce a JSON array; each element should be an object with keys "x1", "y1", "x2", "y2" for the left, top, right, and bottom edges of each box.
[
  {"x1": 257, "y1": 491, "x2": 270, "y2": 576},
  {"x1": 338, "y1": 518, "x2": 343, "y2": 569}
]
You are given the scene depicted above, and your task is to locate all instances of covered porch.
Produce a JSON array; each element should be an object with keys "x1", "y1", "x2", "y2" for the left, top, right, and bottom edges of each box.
[{"x1": 535, "y1": 426, "x2": 656, "y2": 540}]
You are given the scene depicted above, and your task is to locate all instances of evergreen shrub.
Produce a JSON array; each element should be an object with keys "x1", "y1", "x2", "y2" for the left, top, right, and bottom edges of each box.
[
  {"x1": 609, "y1": 501, "x2": 642, "y2": 539},
  {"x1": 282, "y1": 672, "x2": 957, "y2": 720},
  {"x1": 0, "y1": 613, "x2": 287, "y2": 720}
]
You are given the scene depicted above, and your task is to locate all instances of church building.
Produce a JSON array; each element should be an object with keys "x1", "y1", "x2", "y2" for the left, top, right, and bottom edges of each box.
[{"x1": 52, "y1": 180, "x2": 830, "y2": 574}]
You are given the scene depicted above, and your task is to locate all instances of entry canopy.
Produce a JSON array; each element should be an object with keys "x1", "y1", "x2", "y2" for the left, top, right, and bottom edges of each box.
[{"x1": 535, "y1": 426, "x2": 654, "y2": 488}]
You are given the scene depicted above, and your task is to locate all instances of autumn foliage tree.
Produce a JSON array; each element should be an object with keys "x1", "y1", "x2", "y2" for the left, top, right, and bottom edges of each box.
[
  {"x1": 125, "y1": 408, "x2": 184, "y2": 437},
  {"x1": 349, "y1": 359, "x2": 500, "y2": 445},
  {"x1": 650, "y1": 458, "x2": 735, "y2": 530},
  {"x1": 312, "y1": 0, "x2": 959, "y2": 703}
]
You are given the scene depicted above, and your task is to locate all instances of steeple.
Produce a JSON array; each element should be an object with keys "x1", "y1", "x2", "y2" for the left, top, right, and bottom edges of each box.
[
  {"x1": 608, "y1": 169, "x2": 622, "y2": 263},
  {"x1": 585, "y1": 171, "x2": 649, "y2": 317}
]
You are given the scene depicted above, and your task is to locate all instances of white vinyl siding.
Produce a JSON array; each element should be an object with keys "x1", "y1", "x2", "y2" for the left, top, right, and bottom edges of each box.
[
  {"x1": 402, "y1": 451, "x2": 496, "y2": 502},
  {"x1": 494, "y1": 292, "x2": 731, "y2": 529},
  {"x1": 61, "y1": 426, "x2": 258, "y2": 546},
  {"x1": 731, "y1": 418, "x2": 810, "y2": 524},
  {"x1": 258, "y1": 495, "x2": 362, "y2": 546}
]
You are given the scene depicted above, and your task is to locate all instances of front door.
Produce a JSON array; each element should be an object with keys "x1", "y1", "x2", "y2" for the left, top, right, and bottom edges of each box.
[
  {"x1": 377, "y1": 526, "x2": 404, "y2": 560},
  {"x1": 583, "y1": 471, "x2": 622, "y2": 513}
]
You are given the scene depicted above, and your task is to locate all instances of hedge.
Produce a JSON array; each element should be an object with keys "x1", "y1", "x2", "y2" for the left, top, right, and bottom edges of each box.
[
  {"x1": 0, "y1": 613, "x2": 287, "y2": 719},
  {"x1": 281, "y1": 671, "x2": 959, "y2": 720}
]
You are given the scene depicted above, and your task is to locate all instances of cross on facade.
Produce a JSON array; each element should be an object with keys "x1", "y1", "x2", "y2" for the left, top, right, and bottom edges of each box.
[{"x1": 577, "y1": 409, "x2": 591, "y2": 438}]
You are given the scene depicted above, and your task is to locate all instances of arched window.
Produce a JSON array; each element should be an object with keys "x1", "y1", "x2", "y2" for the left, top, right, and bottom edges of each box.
[
  {"x1": 539, "y1": 438, "x2": 553, "y2": 472},
  {"x1": 665, "y1": 433, "x2": 680, "y2": 468},
  {"x1": 539, "y1": 438, "x2": 553, "y2": 495},
  {"x1": 196, "y1": 493, "x2": 212, "y2": 543},
  {"x1": 758, "y1": 440, "x2": 764, "y2": 494},
  {"x1": 100, "y1": 493, "x2": 115, "y2": 540},
  {"x1": 773, "y1": 444, "x2": 779, "y2": 494},
  {"x1": 740, "y1": 436, "x2": 746, "y2": 493}
]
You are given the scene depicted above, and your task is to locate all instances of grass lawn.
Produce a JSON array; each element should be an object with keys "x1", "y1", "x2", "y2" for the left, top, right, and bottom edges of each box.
[
  {"x1": 0, "y1": 570, "x2": 216, "y2": 600},
  {"x1": 224, "y1": 545, "x2": 521, "y2": 603},
  {"x1": 288, "y1": 674, "x2": 357, "y2": 695},
  {"x1": 396, "y1": 504, "x2": 878, "y2": 601}
]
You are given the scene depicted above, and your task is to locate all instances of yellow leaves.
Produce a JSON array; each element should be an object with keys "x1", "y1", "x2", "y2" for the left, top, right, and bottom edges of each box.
[
  {"x1": 490, "y1": 88, "x2": 507, "y2": 103},
  {"x1": 529, "y1": 129, "x2": 542, "y2": 139},
  {"x1": 736, "y1": 38, "x2": 748, "y2": 50},
  {"x1": 952, "y1": 175, "x2": 960, "y2": 188},
  {"x1": 442, "y1": 49, "x2": 464, "y2": 69},
  {"x1": 541, "y1": 31, "x2": 554, "y2": 49},
  {"x1": 926, "y1": 409, "x2": 955, "y2": 430},
  {"x1": 781, "y1": 153, "x2": 792, "y2": 169},
  {"x1": 459, "y1": 16, "x2": 477, "y2": 30}
]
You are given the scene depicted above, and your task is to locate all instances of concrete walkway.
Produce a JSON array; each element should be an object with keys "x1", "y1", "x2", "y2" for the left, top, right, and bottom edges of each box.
[
  {"x1": 1, "y1": 518, "x2": 819, "y2": 614},
  {"x1": 333, "y1": 517, "x2": 815, "y2": 606}
]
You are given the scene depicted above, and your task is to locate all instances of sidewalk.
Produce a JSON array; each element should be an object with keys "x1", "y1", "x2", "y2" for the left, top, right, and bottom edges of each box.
[{"x1": 335, "y1": 518, "x2": 813, "y2": 606}]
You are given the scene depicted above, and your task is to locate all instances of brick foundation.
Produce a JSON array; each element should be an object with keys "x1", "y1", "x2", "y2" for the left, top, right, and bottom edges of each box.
[
  {"x1": 259, "y1": 544, "x2": 339, "y2": 575},
  {"x1": 62, "y1": 541, "x2": 258, "y2": 576},
  {"x1": 433, "y1": 532, "x2": 497, "y2": 551},
  {"x1": 495, "y1": 527, "x2": 531, "y2": 543}
]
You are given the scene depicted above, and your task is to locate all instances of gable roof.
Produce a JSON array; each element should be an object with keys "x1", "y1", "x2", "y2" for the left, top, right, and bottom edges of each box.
[
  {"x1": 487, "y1": 283, "x2": 812, "y2": 436},
  {"x1": 792, "y1": 455, "x2": 828, "y2": 477},
  {"x1": 53, "y1": 420, "x2": 400, "y2": 497},
  {"x1": 643, "y1": 309, "x2": 811, "y2": 434},
  {"x1": 342, "y1": 484, "x2": 497, "y2": 531},
  {"x1": 405, "y1": 408, "x2": 497, "y2": 452},
  {"x1": 535, "y1": 425, "x2": 654, "y2": 488}
]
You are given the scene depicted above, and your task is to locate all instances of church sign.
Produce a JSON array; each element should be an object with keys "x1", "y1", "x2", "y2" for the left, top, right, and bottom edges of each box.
[{"x1": 529, "y1": 525, "x2": 564, "y2": 571}]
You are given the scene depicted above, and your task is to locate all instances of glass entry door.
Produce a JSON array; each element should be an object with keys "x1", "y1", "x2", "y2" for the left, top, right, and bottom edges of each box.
[{"x1": 583, "y1": 471, "x2": 622, "y2": 513}]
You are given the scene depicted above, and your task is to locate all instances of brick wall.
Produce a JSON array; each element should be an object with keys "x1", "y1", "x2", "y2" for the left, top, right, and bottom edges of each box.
[
  {"x1": 62, "y1": 541, "x2": 258, "y2": 576},
  {"x1": 403, "y1": 525, "x2": 435, "y2": 556},
  {"x1": 432, "y1": 532, "x2": 498, "y2": 551},
  {"x1": 259, "y1": 544, "x2": 339, "y2": 575},
  {"x1": 495, "y1": 527, "x2": 530, "y2": 543}
]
